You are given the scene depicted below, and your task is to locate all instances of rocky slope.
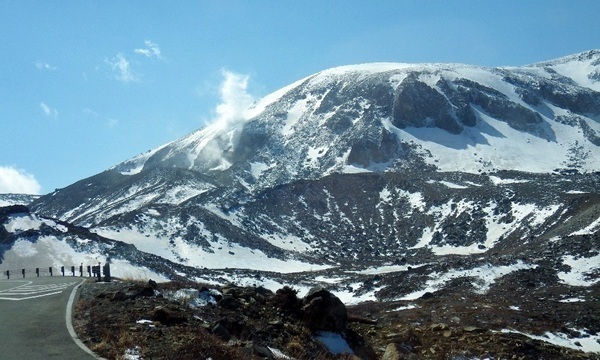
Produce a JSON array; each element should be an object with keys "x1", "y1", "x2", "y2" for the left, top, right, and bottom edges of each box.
[{"x1": 3, "y1": 51, "x2": 600, "y2": 355}]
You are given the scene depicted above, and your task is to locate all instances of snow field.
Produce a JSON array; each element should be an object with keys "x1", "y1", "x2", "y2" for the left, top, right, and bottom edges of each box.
[
  {"x1": 95, "y1": 225, "x2": 328, "y2": 273},
  {"x1": 407, "y1": 199, "x2": 563, "y2": 256},
  {"x1": 398, "y1": 261, "x2": 536, "y2": 300},
  {"x1": 500, "y1": 328, "x2": 600, "y2": 353}
]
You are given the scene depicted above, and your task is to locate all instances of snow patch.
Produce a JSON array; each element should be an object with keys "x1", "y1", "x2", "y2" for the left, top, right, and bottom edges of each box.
[
  {"x1": 146, "y1": 209, "x2": 160, "y2": 216},
  {"x1": 164, "y1": 288, "x2": 220, "y2": 308},
  {"x1": 282, "y1": 98, "x2": 309, "y2": 136},
  {"x1": 306, "y1": 146, "x2": 328, "y2": 165},
  {"x1": 557, "y1": 254, "x2": 600, "y2": 286},
  {"x1": 342, "y1": 164, "x2": 372, "y2": 174},
  {"x1": 249, "y1": 162, "x2": 274, "y2": 179},
  {"x1": 115, "y1": 145, "x2": 167, "y2": 175},
  {"x1": 436, "y1": 180, "x2": 469, "y2": 189},
  {"x1": 315, "y1": 332, "x2": 354, "y2": 355},
  {"x1": 391, "y1": 304, "x2": 418, "y2": 312},
  {"x1": 157, "y1": 185, "x2": 212, "y2": 205},
  {"x1": 489, "y1": 176, "x2": 529, "y2": 185},
  {"x1": 559, "y1": 298, "x2": 585, "y2": 303},
  {"x1": 123, "y1": 346, "x2": 143, "y2": 360},
  {"x1": 500, "y1": 328, "x2": 600, "y2": 353},
  {"x1": 332, "y1": 285, "x2": 383, "y2": 305},
  {"x1": 399, "y1": 190, "x2": 426, "y2": 212},
  {"x1": 349, "y1": 264, "x2": 422, "y2": 275}
]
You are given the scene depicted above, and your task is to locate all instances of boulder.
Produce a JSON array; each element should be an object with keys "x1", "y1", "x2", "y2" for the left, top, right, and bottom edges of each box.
[
  {"x1": 302, "y1": 288, "x2": 347, "y2": 332},
  {"x1": 152, "y1": 307, "x2": 187, "y2": 326},
  {"x1": 272, "y1": 286, "x2": 301, "y2": 315},
  {"x1": 148, "y1": 279, "x2": 158, "y2": 289},
  {"x1": 218, "y1": 295, "x2": 239, "y2": 310}
]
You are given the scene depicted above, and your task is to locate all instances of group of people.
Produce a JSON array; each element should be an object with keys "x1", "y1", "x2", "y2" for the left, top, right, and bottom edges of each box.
[{"x1": 90, "y1": 262, "x2": 111, "y2": 282}]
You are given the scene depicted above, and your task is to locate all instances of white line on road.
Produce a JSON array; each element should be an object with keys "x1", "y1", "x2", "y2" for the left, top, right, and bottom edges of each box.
[
  {"x1": 0, "y1": 291, "x2": 63, "y2": 301},
  {"x1": 0, "y1": 281, "x2": 78, "y2": 301}
]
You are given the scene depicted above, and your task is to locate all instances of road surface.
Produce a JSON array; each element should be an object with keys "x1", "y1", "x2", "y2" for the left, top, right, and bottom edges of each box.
[{"x1": 0, "y1": 276, "x2": 100, "y2": 359}]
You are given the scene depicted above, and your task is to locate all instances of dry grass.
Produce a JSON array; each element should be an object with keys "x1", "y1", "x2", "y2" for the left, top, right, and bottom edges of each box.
[{"x1": 73, "y1": 281, "x2": 347, "y2": 360}]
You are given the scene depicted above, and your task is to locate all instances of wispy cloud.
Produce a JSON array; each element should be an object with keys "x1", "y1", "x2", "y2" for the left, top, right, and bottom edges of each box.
[
  {"x1": 0, "y1": 165, "x2": 42, "y2": 194},
  {"x1": 83, "y1": 108, "x2": 119, "y2": 128},
  {"x1": 40, "y1": 102, "x2": 58, "y2": 118},
  {"x1": 134, "y1": 40, "x2": 161, "y2": 59},
  {"x1": 106, "y1": 53, "x2": 137, "y2": 83},
  {"x1": 107, "y1": 118, "x2": 119, "y2": 128},
  {"x1": 83, "y1": 107, "x2": 99, "y2": 118},
  {"x1": 105, "y1": 40, "x2": 161, "y2": 83},
  {"x1": 35, "y1": 61, "x2": 56, "y2": 71}
]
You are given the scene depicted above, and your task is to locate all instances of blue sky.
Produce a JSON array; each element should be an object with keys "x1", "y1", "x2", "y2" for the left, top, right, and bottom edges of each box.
[{"x1": 1, "y1": 1, "x2": 599, "y2": 194}]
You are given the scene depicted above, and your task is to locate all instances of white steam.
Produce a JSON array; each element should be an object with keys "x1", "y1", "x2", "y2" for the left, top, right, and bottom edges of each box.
[
  {"x1": 211, "y1": 70, "x2": 255, "y2": 132},
  {"x1": 180, "y1": 70, "x2": 258, "y2": 171}
]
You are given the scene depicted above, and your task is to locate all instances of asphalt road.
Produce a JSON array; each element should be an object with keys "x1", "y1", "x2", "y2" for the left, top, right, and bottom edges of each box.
[{"x1": 0, "y1": 276, "x2": 100, "y2": 360}]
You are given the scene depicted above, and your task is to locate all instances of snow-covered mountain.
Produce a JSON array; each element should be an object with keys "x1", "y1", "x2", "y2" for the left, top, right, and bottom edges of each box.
[
  {"x1": 13, "y1": 51, "x2": 598, "y2": 293},
  {"x1": 33, "y1": 51, "x2": 600, "y2": 216},
  {"x1": 117, "y1": 51, "x2": 600, "y2": 184},
  {"x1": 2, "y1": 50, "x2": 596, "y2": 356}
]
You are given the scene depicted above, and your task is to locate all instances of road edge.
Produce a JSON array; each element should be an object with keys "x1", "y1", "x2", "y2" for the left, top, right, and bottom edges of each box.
[{"x1": 66, "y1": 279, "x2": 107, "y2": 360}]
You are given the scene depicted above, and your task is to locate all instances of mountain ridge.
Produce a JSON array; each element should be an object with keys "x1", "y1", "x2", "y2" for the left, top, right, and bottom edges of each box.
[{"x1": 109, "y1": 50, "x2": 599, "y2": 186}]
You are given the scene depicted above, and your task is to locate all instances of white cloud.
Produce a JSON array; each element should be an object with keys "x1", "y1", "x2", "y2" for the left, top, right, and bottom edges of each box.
[
  {"x1": 35, "y1": 61, "x2": 56, "y2": 71},
  {"x1": 0, "y1": 166, "x2": 42, "y2": 194},
  {"x1": 106, "y1": 53, "x2": 137, "y2": 82},
  {"x1": 134, "y1": 40, "x2": 161, "y2": 59},
  {"x1": 40, "y1": 102, "x2": 58, "y2": 118}
]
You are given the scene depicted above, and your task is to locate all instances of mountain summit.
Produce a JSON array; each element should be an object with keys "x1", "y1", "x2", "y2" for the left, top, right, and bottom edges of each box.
[{"x1": 115, "y1": 50, "x2": 600, "y2": 188}]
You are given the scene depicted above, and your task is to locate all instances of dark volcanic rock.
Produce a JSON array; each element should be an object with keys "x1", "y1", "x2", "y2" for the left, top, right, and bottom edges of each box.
[
  {"x1": 152, "y1": 307, "x2": 187, "y2": 326},
  {"x1": 302, "y1": 288, "x2": 348, "y2": 332}
]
